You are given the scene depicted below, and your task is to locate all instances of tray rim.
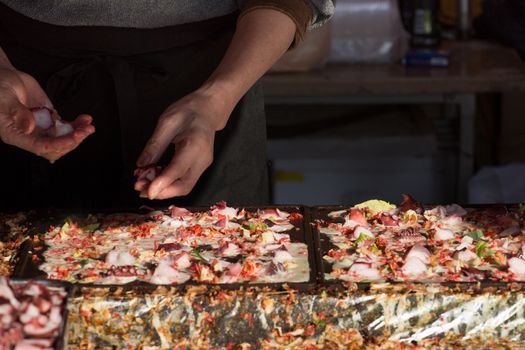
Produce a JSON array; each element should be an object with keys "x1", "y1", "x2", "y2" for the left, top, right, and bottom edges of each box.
[
  {"x1": 14, "y1": 205, "x2": 319, "y2": 292},
  {"x1": 311, "y1": 203, "x2": 525, "y2": 290}
]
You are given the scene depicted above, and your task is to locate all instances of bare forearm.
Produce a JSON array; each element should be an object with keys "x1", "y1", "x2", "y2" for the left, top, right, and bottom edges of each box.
[{"x1": 198, "y1": 9, "x2": 296, "y2": 130}]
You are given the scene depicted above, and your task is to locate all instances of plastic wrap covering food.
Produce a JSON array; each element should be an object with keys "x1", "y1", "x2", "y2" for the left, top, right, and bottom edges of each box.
[
  {"x1": 66, "y1": 284, "x2": 525, "y2": 349},
  {"x1": 329, "y1": 0, "x2": 409, "y2": 63},
  {"x1": 0, "y1": 212, "x2": 29, "y2": 276}
]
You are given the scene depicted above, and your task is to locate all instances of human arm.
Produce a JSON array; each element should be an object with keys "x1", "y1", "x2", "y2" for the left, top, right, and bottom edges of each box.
[
  {"x1": 0, "y1": 46, "x2": 95, "y2": 162},
  {"x1": 136, "y1": 8, "x2": 298, "y2": 199}
]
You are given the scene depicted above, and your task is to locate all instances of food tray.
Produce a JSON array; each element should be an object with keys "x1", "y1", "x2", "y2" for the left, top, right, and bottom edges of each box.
[
  {"x1": 0, "y1": 212, "x2": 33, "y2": 276},
  {"x1": 65, "y1": 283, "x2": 525, "y2": 349},
  {"x1": 311, "y1": 204, "x2": 525, "y2": 291},
  {"x1": 3, "y1": 278, "x2": 71, "y2": 350},
  {"x1": 14, "y1": 206, "x2": 319, "y2": 291}
]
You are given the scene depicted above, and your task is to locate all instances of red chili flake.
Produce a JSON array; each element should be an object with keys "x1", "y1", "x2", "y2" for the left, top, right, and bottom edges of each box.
[
  {"x1": 327, "y1": 249, "x2": 346, "y2": 259},
  {"x1": 375, "y1": 237, "x2": 388, "y2": 247},
  {"x1": 304, "y1": 324, "x2": 316, "y2": 336},
  {"x1": 485, "y1": 230, "x2": 496, "y2": 238},
  {"x1": 341, "y1": 228, "x2": 353, "y2": 236},
  {"x1": 130, "y1": 247, "x2": 139, "y2": 257},
  {"x1": 217, "y1": 291, "x2": 230, "y2": 301},
  {"x1": 225, "y1": 342, "x2": 235, "y2": 350},
  {"x1": 112, "y1": 312, "x2": 120, "y2": 319},
  {"x1": 243, "y1": 313, "x2": 254, "y2": 327},
  {"x1": 193, "y1": 303, "x2": 203, "y2": 311},
  {"x1": 289, "y1": 213, "x2": 303, "y2": 220},
  {"x1": 201, "y1": 312, "x2": 215, "y2": 324},
  {"x1": 282, "y1": 333, "x2": 294, "y2": 341},
  {"x1": 388, "y1": 260, "x2": 398, "y2": 271},
  {"x1": 189, "y1": 225, "x2": 204, "y2": 236},
  {"x1": 80, "y1": 307, "x2": 91, "y2": 318}
]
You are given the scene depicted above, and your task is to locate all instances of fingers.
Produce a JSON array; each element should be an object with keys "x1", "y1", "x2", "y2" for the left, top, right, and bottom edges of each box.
[
  {"x1": 3, "y1": 113, "x2": 95, "y2": 162},
  {"x1": 134, "y1": 179, "x2": 149, "y2": 192},
  {"x1": 146, "y1": 148, "x2": 212, "y2": 200},
  {"x1": 146, "y1": 139, "x2": 195, "y2": 199},
  {"x1": 40, "y1": 113, "x2": 95, "y2": 161},
  {"x1": 71, "y1": 115, "x2": 96, "y2": 142},
  {"x1": 137, "y1": 111, "x2": 195, "y2": 168},
  {"x1": 0, "y1": 69, "x2": 95, "y2": 162},
  {"x1": 142, "y1": 131, "x2": 213, "y2": 200},
  {"x1": 149, "y1": 161, "x2": 208, "y2": 200},
  {"x1": 71, "y1": 114, "x2": 93, "y2": 128}
]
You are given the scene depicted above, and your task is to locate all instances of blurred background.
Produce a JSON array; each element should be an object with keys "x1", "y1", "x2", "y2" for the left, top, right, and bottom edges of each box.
[{"x1": 264, "y1": 0, "x2": 525, "y2": 205}]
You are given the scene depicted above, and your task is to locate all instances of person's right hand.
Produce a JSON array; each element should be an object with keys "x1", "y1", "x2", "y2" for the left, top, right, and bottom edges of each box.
[{"x1": 0, "y1": 67, "x2": 95, "y2": 162}]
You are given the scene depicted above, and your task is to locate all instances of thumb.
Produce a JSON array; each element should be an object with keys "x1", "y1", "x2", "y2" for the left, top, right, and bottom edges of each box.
[{"x1": 12, "y1": 103, "x2": 35, "y2": 135}]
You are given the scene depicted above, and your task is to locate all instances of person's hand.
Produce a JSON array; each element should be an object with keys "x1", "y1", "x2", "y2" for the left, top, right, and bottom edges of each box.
[
  {"x1": 0, "y1": 67, "x2": 95, "y2": 162},
  {"x1": 135, "y1": 89, "x2": 231, "y2": 200}
]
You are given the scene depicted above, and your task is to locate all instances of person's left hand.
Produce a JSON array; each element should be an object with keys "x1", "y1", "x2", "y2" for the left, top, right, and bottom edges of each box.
[{"x1": 135, "y1": 89, "x2": 230, "y2": 200}]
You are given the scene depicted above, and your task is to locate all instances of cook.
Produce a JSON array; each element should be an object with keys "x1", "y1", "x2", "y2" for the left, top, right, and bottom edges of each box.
[{"x1": 0, "y1": 1, "x2": 334, "y2": 210}]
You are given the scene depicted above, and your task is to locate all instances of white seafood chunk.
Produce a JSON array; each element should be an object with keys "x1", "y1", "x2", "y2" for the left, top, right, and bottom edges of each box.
[
  {"x1": 435, "y1": 228, "x2": 455, "y2": 241},
  {"x1": 405, "y1": 243, "x2": 430, "y2": 264},
  {"x1": 402, "y1": 256, "x2": 427, "y2": 277},
  {"x1": 273, "y1": 250, "x2": 293, "y2": 264},
  {"x1": 348, "y1": 263, "x2": 382, "y2": 281},
  {"x1": 33, "y1": 108, "x2": 53, "y2": 129},
  {"x1": 151, "y1": 259, "x2": 190, "y2": 284},
  {"x1": 52, "y1": 120, "x2": 74, "y2": 137},
  {"x1": 509, "y1": 257, "x2": 525, "y2": 280},
  {"x1": 105, "y1": 250, "x2": 136, "y2": 267}
]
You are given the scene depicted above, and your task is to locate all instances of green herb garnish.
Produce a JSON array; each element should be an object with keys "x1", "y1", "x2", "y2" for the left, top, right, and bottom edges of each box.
[
  {"x1": 355, "y1": 233, "x2": 374, "y2": 245},
  {"x1": 314, "y1": 319, "x2": 326, "y2": 328},
  {"x1": 191, "y1": 249, "x2": 207, "y2": 262},
  {"x1": 82, "y1": 223, "x2": 100, "y2": 233},
  {"x1": 79, "y1": 258, "x2": 90, "y2": 267},
  {"x1": 467, "y1": 230, "x2": 484, "y2": 239},
  {"x1": 475, "y1": 241, "x2": 486, "y2": 256},
  {"x1": 248, "y1": 222, "x2": 268, "y2": 231},
  {"x1": 475, "y1": 240, "x2": 494, "y2": 258}
]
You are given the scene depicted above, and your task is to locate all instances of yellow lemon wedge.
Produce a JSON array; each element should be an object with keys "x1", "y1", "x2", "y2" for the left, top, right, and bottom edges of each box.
[{"x1": 354, "y1": 199, "x2": 396, "y2": 214}]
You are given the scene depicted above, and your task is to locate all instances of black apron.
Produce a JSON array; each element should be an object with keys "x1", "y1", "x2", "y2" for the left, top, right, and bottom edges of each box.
[{"x1": 0, "y1": 4, "x2": 269, "y2": 211}]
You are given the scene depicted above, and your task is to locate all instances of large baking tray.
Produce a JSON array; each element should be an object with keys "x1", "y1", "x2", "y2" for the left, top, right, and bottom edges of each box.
[
  {"x1": 14, "y1": 205, "x2": 319, "y2": 291},
  {"x1": 311, "y1": 204, "x2": 525, "y2": 291},
  {"x1": 5, "y1": 278, "x2": 71, "y2": 350}
]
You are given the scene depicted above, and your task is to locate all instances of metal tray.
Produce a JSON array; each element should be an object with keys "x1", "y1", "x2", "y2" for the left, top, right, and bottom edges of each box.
[
  {"x1": 311, "y1": 204, "x2": 525, "y2": 291},
  {"x1": 14, "y1": 205, "x2": 319, "y2": 292},
  {"x1": 5, "y1": 278, "x2": 71, "y2": 350}
]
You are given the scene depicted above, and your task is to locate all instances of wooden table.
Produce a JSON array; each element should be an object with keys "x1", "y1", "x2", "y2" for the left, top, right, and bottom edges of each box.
[{"x1": 262, "y1": 41, "x2": 525, "y2": 200}]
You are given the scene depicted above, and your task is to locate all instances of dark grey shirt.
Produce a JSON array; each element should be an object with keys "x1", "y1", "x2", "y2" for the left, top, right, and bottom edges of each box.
[{"x1": 0, "y1": 1, "x2": 334, "y2": 29}]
